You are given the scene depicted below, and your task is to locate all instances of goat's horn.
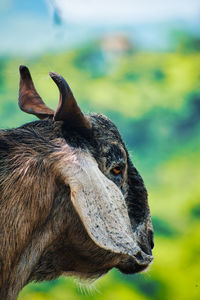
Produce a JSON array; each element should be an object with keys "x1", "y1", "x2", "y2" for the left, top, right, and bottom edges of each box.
[
  {"x1": 19, "y1": 65, "x2": 54, "y2": 120},
  {"x1": 49, "y1": 72, "x2": 91, "y2": 130}
]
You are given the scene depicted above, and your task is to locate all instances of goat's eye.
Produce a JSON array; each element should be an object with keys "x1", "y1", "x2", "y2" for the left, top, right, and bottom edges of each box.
[{"x1": 111, "y1": 166, "x2": 123, "y2": 176}]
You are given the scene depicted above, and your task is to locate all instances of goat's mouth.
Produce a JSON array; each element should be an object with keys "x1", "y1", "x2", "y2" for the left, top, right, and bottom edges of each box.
[
  {"x1": 117, "y1": 252, "x2": 153, "y2": 274},
  {"x1": 117, "y1": 260, "x2": 149, "y2": 274},
  {"x1": 70, "y1": 256, "x2": 152, "y2": 281},
  {"x1": 63, "y1": 245, "x2": 153, "y2": 281}
]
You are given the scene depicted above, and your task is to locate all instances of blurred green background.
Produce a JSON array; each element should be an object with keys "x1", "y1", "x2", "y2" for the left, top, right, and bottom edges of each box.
[{"x1": 0, "y1": 1, "x2": 200, "y2": 299}]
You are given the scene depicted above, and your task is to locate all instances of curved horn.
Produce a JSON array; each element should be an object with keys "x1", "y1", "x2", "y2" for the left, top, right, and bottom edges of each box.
[
  {"x1": 49, "y1": 72, "x2": 91, "y2": 130},
  {"x1": 18, "y1": 65, "x2": 54, "y2": 119}
]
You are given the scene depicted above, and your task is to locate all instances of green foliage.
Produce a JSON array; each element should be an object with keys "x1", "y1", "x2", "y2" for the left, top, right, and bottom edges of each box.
[
  {"x1": 151, "y1": 216, "x2": 177, "y2": 237},
  {"x1": 0, "y1": 43, "x2": 199, "y2": 300},
  {"x1": 190, "y1": 203, "x2": 200, "y2": 219}
]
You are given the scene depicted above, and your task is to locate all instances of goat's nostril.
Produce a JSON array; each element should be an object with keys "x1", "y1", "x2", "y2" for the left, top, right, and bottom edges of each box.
[{"x1": 148, "y1": 230, "x2": 154, "y2": 250}]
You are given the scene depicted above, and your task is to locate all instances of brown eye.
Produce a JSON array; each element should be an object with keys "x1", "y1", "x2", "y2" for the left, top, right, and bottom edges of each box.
[{"x1": 111, "y1": 166, "x2": 122, "y2": 176}]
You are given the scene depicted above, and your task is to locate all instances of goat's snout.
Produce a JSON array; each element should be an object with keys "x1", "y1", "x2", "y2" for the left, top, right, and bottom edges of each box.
[
  {"x1": 133, "y1": 222, "x2": 154, "y2": 257},
  {"x1": 133, "y1": 248, "x2": 153, "y2": 265},
  {"x1": 116, "y1": 227, "x2": 154, "y2": 275}
]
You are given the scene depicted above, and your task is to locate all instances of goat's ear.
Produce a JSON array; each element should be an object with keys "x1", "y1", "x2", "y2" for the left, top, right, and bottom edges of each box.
[
  {"x1": 49, "y1": 72, "x2": 91, "y2": 131},
  {"x1": 18, "y1": 65, "x2": 55, "y2": 119},
  {"x1": 55, "y1": 147, "x2": 142, "y2": 258}
]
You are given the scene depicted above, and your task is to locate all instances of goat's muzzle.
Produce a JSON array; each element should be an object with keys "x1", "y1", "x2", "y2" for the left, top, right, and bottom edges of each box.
[{"x1": 117, "y1": 250, "x2": 153, "y2": 274}]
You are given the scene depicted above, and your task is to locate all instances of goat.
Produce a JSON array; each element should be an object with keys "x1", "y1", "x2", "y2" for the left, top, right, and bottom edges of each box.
[{"x1": 0, "y1": 66, "x2": 154, "y2": 300}]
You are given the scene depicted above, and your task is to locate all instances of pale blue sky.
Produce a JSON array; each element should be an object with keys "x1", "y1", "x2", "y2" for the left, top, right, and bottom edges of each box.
[
  {"x1": 52, "y1": 0, "x2": 200, "y2": 24},
  {"x1": 0, "y1": 0, "x2": 199, "y2": 55}
]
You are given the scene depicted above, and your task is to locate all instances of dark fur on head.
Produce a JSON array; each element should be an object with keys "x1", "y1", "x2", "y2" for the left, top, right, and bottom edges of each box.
[{"x1": 0, "y1": 66, "x2": 153, "y2": 300}]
